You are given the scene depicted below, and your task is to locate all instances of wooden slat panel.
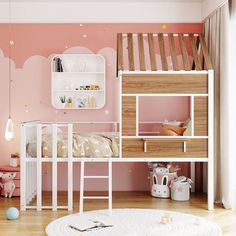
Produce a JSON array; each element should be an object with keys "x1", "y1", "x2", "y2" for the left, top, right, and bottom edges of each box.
[
  {"x1": 148, "y1": 33, "x2": 157, "y2": 71},
  {"x1": 199, "y1": 33, "x2": 213, "y2": 70},
  {"x1": 158, "y1": 33, "x2": 168, "y2": 71},
  {"x1": 127, "y1": 33, "x2": 135, "y2": 71},
  {"x1": 117, "y1": 33, "x2": 123, "y2": 72},
  {"x1": 189, "y1": 34, "x2": 201, "y2": 71},
  {"x1": 122, "y1": 74, "x2": 208, "y2": 94},
  {"x1": 168, "y1": 33, "x2": 179, "y2": 71},
  {"x1": 137, "y1": 33, "x2": 146, "y2": 71},
  {"x1": 178, "y1": 34, "x2": 191, "y2": 71},
  {"x1": 122, "y1": 96, "x2": 136, "y2": 136},
  {"x1": 122, "y1": 138, "x2": 208, "y2": 158},
  {"x1": 194, "y1": 96, "x2": 208, "y2": 136}
]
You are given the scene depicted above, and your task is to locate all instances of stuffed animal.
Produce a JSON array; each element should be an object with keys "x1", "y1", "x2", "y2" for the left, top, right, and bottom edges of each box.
[{"x1": 1, "y1": 172, "x2": 16, "y2": 198}]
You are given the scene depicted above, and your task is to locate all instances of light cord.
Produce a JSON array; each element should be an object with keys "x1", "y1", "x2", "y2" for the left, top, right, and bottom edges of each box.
[{"x1": 8, "y1": 0, "x2": 12, "y2": 118}]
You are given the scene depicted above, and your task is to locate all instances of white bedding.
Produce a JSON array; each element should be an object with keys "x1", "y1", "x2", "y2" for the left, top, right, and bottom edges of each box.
[{"x1": 26, "y1": 132, "x2": 119, "y2": 158}]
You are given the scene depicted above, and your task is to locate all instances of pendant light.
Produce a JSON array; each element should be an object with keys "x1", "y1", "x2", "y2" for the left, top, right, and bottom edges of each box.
[{"x1": 5, "y1": 0, "x2": 14, "y2": 142}]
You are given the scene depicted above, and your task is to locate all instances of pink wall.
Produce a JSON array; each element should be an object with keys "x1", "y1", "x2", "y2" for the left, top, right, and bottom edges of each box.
[{"x1": 0, "y1": 23, "x2": 202, "y2": 191}]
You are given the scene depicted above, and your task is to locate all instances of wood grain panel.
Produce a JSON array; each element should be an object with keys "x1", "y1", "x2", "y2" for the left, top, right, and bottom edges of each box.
[
  {"x1": 122, "y1": 74, "x2": 208, "y2": 94},
  {"x1": 199, "y1": 33, "x2": 213, "y2": 70},
  {"x1": 178, "y1": 34, "x2": 191, "y2": 71},
  {"x1": 194, "y1": 96, "x2": 208, "y2": 136},
  {"x1": 137, "y1": 33, "x2": 146, "y2": 71},
  {"x1": 127, "y1": 33, "x2": 135, "y2": 71},
  {"x1": 189, "y1": 34, "x2": 201, "y2": 71},
  {"x1": 117, "y1": 33, "x2": 123, "y2": 71},
  {"x1": 148, "y1": 33, "x2": 157, "y2": 71},
  {"x1": 168, "y1": 33, "x2": 179, "y2": 71},
  {"x1": 122, "y1": 138, "x2": 208, "y2": 158},
  {"x1": 158, "y1": 33, "x2": 168, "y2": 71},
  {"x1": 122, "y1": 96, "x2": 136, "y2": 136}
]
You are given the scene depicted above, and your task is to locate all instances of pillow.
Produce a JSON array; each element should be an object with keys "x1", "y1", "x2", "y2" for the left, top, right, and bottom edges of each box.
[
  {"x1": 159, "y1": 126, "x2": 178, "y2": 136},
  {"x1": 163, "y1": 119, "x2": 182, "y2": 127},
  {"x1": 183, "y1": 119, "x2": 192, "y2": 136},
  {"x1": 160, "y1": 124, "x2": 186, "y2": 136}
]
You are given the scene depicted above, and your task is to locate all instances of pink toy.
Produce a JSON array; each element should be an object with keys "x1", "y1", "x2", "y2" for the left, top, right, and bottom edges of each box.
[{"x1": 1, "y1": 172, "x2": 16, "y2": 198}]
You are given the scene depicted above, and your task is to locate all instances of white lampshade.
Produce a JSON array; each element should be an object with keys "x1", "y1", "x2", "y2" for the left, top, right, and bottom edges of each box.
[{"x1": 5, "y1": 117, "x2": 14, "y2": 141}]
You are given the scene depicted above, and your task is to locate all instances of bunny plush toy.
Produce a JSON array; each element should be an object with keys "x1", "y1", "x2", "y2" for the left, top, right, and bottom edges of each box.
[
  {"x1": 0, "y1": 172, "x2": 16, "y2": 198},
  {"x1": 151, "y1": 175, "x2": 170, "y2": 198}
]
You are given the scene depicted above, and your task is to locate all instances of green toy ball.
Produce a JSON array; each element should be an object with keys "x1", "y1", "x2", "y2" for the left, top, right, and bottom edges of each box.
[{"x1": 6, "y1": 207, "x2": 19, "y2": 220}]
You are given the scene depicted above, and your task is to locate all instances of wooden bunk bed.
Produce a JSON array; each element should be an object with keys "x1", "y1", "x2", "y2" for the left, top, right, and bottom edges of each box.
[
  {"x1": 20, "y1": 32, "x2": 214, "y2": 213},
  {"x1": 117, "y1": 33, "x2": 214, "y2": 210}
]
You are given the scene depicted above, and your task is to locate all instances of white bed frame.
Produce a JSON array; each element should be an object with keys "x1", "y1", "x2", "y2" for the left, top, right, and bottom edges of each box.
[{"x1": 20, "y1": 70, "x2": 214, "y2": 212}]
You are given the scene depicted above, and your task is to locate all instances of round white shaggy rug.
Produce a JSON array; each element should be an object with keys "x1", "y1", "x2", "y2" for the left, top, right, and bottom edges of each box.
[{"x1": 45, "y1": 208, "x2": 222, "y2": 236}]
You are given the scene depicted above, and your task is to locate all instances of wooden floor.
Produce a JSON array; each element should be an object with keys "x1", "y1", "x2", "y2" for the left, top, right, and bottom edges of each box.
[{"x1": 0, "y1": 191, "x2": 236, "y2": 236}]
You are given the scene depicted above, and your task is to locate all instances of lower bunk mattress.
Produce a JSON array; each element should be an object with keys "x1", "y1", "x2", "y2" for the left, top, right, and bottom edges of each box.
[{"x1": 26, "y1": 132, "x2": 119, "y2": 158}]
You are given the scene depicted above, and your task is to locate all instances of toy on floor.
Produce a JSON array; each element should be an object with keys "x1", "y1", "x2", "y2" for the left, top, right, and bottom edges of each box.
[
  {"x1": 160, "y1": 213, "x2": 173, "y2": 224},
  {"x1": 6, "y1": 207, "x2": 19, "y2": 220},
  {"x1": 0, "y1": 172, "x2": 16, "y2": 198}
]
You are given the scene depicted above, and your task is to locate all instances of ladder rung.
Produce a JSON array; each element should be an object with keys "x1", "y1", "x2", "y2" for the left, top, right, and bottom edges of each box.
[
  {"x1": 83, "y1": 196, "x2": 109, "y2": 200},
  {"x1": 84, "y1": 176, "x2": 109, "y2": 179}
]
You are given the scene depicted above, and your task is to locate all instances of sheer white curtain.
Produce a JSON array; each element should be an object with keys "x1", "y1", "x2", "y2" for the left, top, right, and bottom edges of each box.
[
  {"x1": 227, "y1": 0, "x2": 236, "y2": 210},
  {"x1": 204, "y1": 1, "x2": 236, "y2": 209}
]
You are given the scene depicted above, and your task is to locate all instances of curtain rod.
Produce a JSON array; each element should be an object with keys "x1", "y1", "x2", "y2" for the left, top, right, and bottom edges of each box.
[{"x1": 203, "y1": 0, "x2": 228, "y2": 22}]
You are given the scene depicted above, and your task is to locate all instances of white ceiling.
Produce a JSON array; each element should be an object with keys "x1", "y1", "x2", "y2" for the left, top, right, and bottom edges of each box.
[{"x1": 0, "y1": 0, "x2": 226, "y2": 22}]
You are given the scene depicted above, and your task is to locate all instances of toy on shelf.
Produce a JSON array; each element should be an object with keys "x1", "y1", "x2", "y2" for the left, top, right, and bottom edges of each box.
[
  {"x1": 0, "y1": 172, "x2": 16, "y2": 198},
  {"x1": 10, "y1": 153, "x2": 20, "y2": 168}
]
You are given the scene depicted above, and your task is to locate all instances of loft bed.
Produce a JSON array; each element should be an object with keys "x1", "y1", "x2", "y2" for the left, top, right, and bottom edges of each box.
[
  {"x1": 117, "y1": 33, "x2": 214, "y2": 210},
  {"x1": 20, "y1": 32, "x2": 214, "y2": 212}
]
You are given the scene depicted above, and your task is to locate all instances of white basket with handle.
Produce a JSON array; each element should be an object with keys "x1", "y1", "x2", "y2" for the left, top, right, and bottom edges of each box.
[{"x1": 170, "y1": 176, "x2": 192, "y2": 201}]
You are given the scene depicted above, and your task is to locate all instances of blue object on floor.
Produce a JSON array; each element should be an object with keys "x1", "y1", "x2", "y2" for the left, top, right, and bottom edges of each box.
[{"x1": 6, "y1": 207, "x2": 19, "y2": 220}]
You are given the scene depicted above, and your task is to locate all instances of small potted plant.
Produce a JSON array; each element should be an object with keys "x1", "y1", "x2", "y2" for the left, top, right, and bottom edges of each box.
[
  {"x1": 59, "y1": 96, "x2": 66, "y2": 108},
  {"x1": 66, "y1": 97, "x2": 73, "y2": 108}
]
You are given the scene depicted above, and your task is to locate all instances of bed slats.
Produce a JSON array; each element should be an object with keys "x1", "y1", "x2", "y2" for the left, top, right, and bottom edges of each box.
[
  {"x1": 127, "y1": 33, "x2": 135, "y2": 71},
  {"x1": 137, "y1": 33, "x2": 146, "y2": 71},
  {"x1": 168, "y1": 33, "x2": 179, "y2": 71},
  {"x1": 158, "y1": 33, "x2": 168, "y2": 71},
  {"x1": 148, "y1": 33, "x2": 157, "y2": 71},
  {"x1": 116, "y1": 33, "x2": 213, "y2": 72},
  {"x1": 117, "y1": 33, "x2": 124, "y2": 72},
  {"x1": 189, "y1": 33, "x2": 201, "y2": 71}
]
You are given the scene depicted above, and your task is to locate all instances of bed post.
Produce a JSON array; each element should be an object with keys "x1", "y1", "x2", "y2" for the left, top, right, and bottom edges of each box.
[
  {"x1": 68, "y1": 123, "x2": 73, "y2": 211},
  {"x1": 208, "y1": 69, "x2": 214, "y2": 210},
  {"x1": 36, "y1": 123, "x2": 42, "y2": 211},
  {"x1": 52, "y1": 124, "x2": 58, "y2": 211},
  {"x1": 20, "y1": 123, "x2": 26, "y2": 211}
]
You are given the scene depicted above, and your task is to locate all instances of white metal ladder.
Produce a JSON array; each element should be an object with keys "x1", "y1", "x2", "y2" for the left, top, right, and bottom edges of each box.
[{"x1": 79, "y1": 159, "x2": 112, "y2": 214}]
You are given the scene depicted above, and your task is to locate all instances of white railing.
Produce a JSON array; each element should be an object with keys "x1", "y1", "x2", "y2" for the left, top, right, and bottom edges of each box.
[{"x1": 20, "y1": 121, "x2": 118, "y2": 211}]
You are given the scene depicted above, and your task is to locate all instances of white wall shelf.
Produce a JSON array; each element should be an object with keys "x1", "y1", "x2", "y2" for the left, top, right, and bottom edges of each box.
[{"x1": 51, "y1": 54, "x2": 106, "y2": 110}]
